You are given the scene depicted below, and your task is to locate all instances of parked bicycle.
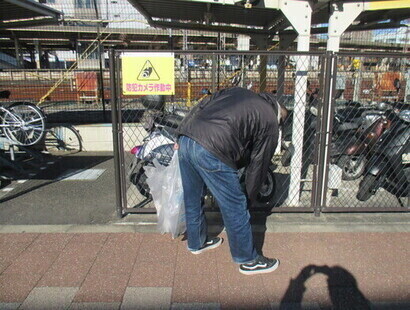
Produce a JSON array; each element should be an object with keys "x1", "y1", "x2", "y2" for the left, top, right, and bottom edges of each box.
[
  {"x1": 0, "y1": 90, "x2": 46, "y2": 146},
  {"x1": 43, "y1": 124, "x2": 83, "y2": 155}
]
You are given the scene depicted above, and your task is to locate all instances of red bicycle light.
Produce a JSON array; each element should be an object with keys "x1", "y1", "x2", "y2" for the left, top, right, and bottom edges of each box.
[{"x1": 131, "y1": 146, "x2": 142, "y2": 155}]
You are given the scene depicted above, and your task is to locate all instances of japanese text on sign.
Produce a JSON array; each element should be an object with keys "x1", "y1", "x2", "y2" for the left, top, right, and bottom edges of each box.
[{"x1": 125, "y1": 83, "x2": 172, "y2": 92}]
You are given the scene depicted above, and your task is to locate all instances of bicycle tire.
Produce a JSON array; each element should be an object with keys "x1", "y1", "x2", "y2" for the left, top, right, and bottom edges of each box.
[
  {"x1": 44, "y1": 125, "x2": 82, "y2": 155},
  {"x1": 2, "y1": 103, "x2": 46, "y2": 146}
]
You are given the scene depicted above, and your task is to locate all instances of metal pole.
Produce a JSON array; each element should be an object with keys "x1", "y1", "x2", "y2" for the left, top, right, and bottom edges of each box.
[
  {"x1": 217, "y1": 32, "x2": 221, "y2": 89},
  {"x1": 316, "y1": 52, "x2": 337, "y2": 211},
  {"x1": 211, "y1": 54, "x2": 216, "y2": 93},
  {"x1": 109, "y1": 49, "x2": 124, "y2": 218},
  {"x1": 93, "y1": 0, "x2": 107, "y2": 122},
  {"x1": 115, "y1": 52, "x2": 128, "y2": 213},
  {"x1": 286, "y1": 34, "x2": 310, "y2": 207},
  {"x1": 13, "y1": 34, "x2": 22, "y2": 68},
  {"x1": 311, "y1": 54, "x2": 328, "y2": 216}
]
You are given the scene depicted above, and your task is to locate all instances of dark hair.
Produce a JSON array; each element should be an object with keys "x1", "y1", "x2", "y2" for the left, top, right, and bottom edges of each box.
[{"x1": 258, "y1": 92, "x2": 289, "y2": 126}]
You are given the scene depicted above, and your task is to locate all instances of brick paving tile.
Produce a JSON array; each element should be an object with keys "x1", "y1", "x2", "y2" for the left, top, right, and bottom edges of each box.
[
  {"x1": 70, "y1": 233, "x2": 109, "y2": 244},
  {"x1": 105, "y1": 233, "x2": 143, "y2": 246},
  {"x1": 37, "y1": 243, "x2": 102, "y2": 287},
  {"x1": 172, "y1": 267, "x2": 220, "y2": 304},
  {"x1": 278, "y1": 280, "x2": 332, "y2": 306},
  {"x1": 19, "y1": 287, "x2": 78, "y2": 310},
  {"x1": 0, "y1": 235, "x2": 38, "y2": 274},
  {"x1": 137, "y1": 240, "x2": 178, "y2": 263},
  {"x1": 37, "y1": 262, "x2": 95, "y2": 288},
  {"x1": 0, "y1": 262, "x2": 11, "y2": 274},
  {"x1": 122, "y1": 287, "x2": 172, "y2": 310},
  {"x1": 68, "y1": 302, "x2": 121, "y2": 309},
  {"x1": 2, "y1": 250, "x2": 60, "y2": 275},
  {"x1": 0, "y1": 244, "x2": 32, "y2": 274},
  {"x1": 170, "y1": 302, "x2": 221, "y2": 310},
  {"x1": 141, "y1": 233, "x2": 177, "y2": 244},
  {"x1": 209, "y1": 233, "x2": 233, "y2": 264},
  {"x1": 31, "y1": 233, "x2": 73, "y2": 250},
  {"x1": 355, "y1": 276, "x2": 410, "y2": 302},
  {"x1": 218, "y1": 263, "x2": 270, "y2": 309},
  {"x1": 0, "y1": 273, "x2": 42, "y2": 303},
  {"x1": 73, "y1": 272, "x2": 130, "y2": 303},
  {"x1": 27, "y1": 233, "x2": 73, "y2": 253},
  {"x1": 0, "y1": 233, "x2": 39, "y2": 245},
  {"x1": 0, "y1": 302, "x2": 20, "y2": 310},
  {"x1": 128, "y1": 261, "x2": 176, "y2": 287},
  {"x1": 175, "y1": 241, "x2": 218, "y2": 275},
  {"x1": 87, "y1": 244, "x2": 139, "y2": 276},
  {"x1": 271, "y1": 302, "x2": 321, "y2": 310},
  {"x1": 62, "y1": 240, "x2": 105, "y2": 258},
  {"x1": 217, "y1": 262, "x2": 270, "y2": 310},
  {"x1": 0, "y1": 242, "x2": 32, "y2": 262}
]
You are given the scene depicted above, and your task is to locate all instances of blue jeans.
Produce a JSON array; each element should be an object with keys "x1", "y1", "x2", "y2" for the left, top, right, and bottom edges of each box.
[{"x1": 178, "y1": 135, "x2": 258, "y2": 264}]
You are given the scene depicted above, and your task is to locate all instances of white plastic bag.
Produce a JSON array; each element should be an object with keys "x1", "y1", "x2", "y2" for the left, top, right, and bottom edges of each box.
[{"x1": 145, "y1": 151, "x2": 186, "y2": 238}]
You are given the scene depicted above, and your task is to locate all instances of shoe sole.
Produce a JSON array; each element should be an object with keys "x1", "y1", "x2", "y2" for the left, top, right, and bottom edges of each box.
[
  {"x1": 239, "y1": 259, "x2": 280, "y2": 275},
  {"x1": 190, "y1": 238, "x2": 223, "y2": 255}
]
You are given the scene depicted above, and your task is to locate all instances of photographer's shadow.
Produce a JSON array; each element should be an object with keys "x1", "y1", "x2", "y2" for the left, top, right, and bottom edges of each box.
[{"x1": 280, "y1": 265, "x2": 371, "y2": 310}]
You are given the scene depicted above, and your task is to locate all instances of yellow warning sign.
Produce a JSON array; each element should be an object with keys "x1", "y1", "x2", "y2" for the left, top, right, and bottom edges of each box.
[
  {"x1": 122, "y1": 53, "x2": 174, "y2": 95},
  {"x1": 367, "y1": 0, "x2": 410, "y2": 10}
]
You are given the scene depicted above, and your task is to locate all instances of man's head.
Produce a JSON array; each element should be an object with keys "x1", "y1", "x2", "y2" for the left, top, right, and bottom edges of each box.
[{"x1": 258, "y1": 92, "x2": 289, "y2": 126}]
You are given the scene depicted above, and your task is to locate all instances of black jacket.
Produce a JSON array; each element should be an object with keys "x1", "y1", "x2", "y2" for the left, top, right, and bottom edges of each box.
[{"x1": 178, "y1": 87, "x2": 279, "y2": 201}]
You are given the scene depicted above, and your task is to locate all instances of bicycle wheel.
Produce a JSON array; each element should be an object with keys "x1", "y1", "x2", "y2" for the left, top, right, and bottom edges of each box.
[
  {"x1": 44, "y1": 125, "x2": 82, "y2": 155},
  {"x1": 2, "y1": 103, "x2": 46, "y2": 146}
]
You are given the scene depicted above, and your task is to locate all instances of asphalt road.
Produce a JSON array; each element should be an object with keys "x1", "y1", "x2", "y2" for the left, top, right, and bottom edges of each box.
[{"x1": 0, "y1": 152, "x2": 118, "y2": 225}]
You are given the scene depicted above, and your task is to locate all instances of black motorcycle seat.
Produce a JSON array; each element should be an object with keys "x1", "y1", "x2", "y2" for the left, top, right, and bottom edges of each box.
[
  {"x1": 162, "y1": 125, "x2": 178, "y2": 140},
  {"x1": 157, "y1": 114, "x2": 183, "y2": 128}
]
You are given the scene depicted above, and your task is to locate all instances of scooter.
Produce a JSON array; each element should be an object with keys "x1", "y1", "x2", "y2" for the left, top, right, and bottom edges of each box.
[
  {"x1": 282, "y1": 102, "x2": 391, "y2": 181},
  {"x1": 281, "y1": 103, "x2": 362, "y2": 179},
  {"x1": 357, "y1": 109, "x2": 410, "y2": 201},
  {"x1": 129, "y1": 97, "x2": 276, "y2": 206},
  {"x1": 332, "y1": 108, "x2": 389, "y2": 180}
]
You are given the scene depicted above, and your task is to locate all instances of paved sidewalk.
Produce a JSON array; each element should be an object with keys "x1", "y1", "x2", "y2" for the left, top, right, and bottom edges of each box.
[{"x1": 0, "y1": 229, "x2": 409, "y2": 309}]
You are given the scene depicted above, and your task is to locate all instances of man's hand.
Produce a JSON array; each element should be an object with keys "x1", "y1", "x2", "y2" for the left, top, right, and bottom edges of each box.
[{"x1": 173, "y1": 143, "x2": 179, "y2": 150}]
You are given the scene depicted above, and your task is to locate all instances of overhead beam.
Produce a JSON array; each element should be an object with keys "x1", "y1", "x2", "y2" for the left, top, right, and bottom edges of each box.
[
  {"x1": 151, "y1": 20, "x2": 274, "y2": 36},
  {"x1": 3, "y1": 0, "x2": 61, "y2": 19},
  {"x1": 327, "y1": 1, "x2": 364, "y2": 52}
]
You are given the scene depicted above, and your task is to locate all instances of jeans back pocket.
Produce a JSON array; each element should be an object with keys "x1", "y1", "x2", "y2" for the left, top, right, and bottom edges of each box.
[{"x1": 195, "y1": 143, "x2": 221, "y2": 173}]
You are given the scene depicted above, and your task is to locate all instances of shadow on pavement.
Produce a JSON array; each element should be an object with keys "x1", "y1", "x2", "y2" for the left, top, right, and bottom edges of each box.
[
  {"x1": 0, "y1": 155, "x2": 113, "y2": 203},
  {"x1": 280, "y1": 265, "x2": 371, "y2": 310}
]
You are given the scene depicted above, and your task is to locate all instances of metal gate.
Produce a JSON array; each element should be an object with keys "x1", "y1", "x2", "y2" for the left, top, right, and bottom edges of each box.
[
  {"x1": 109, "y1": 49, "x2": 410, "y2": 216},
  {"x1": 321, "y1": 52, "x2": 410, "y2": 213}
]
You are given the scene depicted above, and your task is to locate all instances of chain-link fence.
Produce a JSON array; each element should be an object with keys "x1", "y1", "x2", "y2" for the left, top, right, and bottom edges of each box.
[
  {"x1": 0, "y1": 69, "x2": 111, "y2": 124},
  {"x1": 112, "y1": 51, "x2": 322, "y2": 214},
  {"x1": 321, "y1": 52, "x2": 410, "y2": 211},
  {"x1": 110, "y1": 50, "x2": 410, "y2": 215}
]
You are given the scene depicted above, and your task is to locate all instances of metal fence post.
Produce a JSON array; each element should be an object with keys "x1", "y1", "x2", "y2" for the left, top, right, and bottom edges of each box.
[
  {"x1": 315, "y1": 52, "x2": 338, "y2": 213},
  {"x1": 109, "y1": 49, "x2": 124, "y2": 218},
  {"x1": 310, "y1": 54, "x2": 326, "y2": 216}
]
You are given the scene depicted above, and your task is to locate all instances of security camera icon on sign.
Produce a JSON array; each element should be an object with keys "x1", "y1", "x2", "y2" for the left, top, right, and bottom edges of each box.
[{"x1": 142, "y1": 67, "x2": 153, "y2": 78}]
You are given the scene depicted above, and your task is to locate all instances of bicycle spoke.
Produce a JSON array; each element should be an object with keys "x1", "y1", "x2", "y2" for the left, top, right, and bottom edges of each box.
[
  {"x1": 2, "y1": 103, "x2": 46, "y2": 146},
  {"x1": 25, "y1": 118, "x2": 43, "y2": 125}
]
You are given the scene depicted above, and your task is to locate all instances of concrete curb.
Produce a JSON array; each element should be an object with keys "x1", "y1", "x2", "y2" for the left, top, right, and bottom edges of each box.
[{"x1": 1, "y1": 213, "x2": 410, "y2": 233}]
